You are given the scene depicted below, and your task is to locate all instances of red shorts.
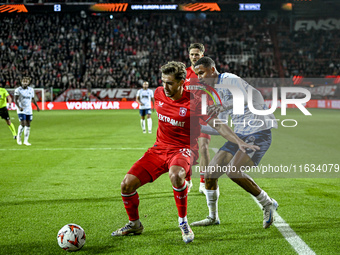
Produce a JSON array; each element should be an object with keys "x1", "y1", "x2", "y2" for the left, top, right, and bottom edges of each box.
[
  {"x1": 198, "y1": 132, "x2": 211, "y2": 140},
  {"x1": 128, "y1": 146, "x2": 195, "y2": 186}
]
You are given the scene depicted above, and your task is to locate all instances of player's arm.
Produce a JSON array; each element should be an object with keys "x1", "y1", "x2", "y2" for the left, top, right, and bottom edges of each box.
[
  {"x1": 6, "y1": 94, "x2": 12, "y2": 105},
  {"x1": 14, "y1": 94, "x2": 23, "y2": 112},
  {"x1": 206, "y1": 117, "x2": 259, "y2": 153},
  {"x1": 151, "y1": 97, "x2": 155, "y2": 112},
  {"x1": 32, "y1": 97, "x2": 40, "y2": 112},
  {"x1": 136, "y1": 95, "x2": 143, "y2": 106}
]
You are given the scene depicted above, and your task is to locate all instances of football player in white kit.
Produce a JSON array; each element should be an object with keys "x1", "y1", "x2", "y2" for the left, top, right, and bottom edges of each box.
[
  {"x1": 14, "y1": 77, "x2": 40, "y2": 146},
  {"x1": 136, "y1": 81, "x2": 155, "y2": 134},
  {"x1": 191, "y1": 57, "x2": 279, "y2": 229}
]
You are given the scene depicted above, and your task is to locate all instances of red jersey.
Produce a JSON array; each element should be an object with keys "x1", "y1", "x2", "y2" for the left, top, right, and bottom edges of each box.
[
  {"x1": 154, "y1": 86, "x2": 207, "y2": 160},
  {"x1": 184, "y1": 66, "x2": 197, "y2": 90},
  {"x1": 184, "y1": 66, "x2": 214, "y2": 127}
]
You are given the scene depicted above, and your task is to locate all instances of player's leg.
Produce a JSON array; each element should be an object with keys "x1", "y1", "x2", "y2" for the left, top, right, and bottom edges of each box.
[
  {"x1": 23, "y1": 116, "x2": 32, "y2": 146},
  {"x1": 111, "y1": 173, "x2": 145, "y2": 236},
  {"x1": 227, "y1": 150, "x2": 278, "y2": 229},
  {"x1": 6, "y1": 119, "x2": 17, "y2": 139},
  {"x1": 1, "y1": 108, "x2": 16, "y2": 139},
  {"x1": 146, "y1": 111, "x2": 152, "y2": 134},
  {"x1": 112, "y1": 149, "x2": 157, "y2": 236},
  {"x1": 140, "y1": 110, "x2": 146, "y2": 133},
  {"x1": 112, "y1": 161, "x2": 154, "y2": 236},
  {"x1": 169, "y1": 164, "x2": 194, "y2": 243},
  {"x1": 198, "y1": 135, "x2": 211, "y2": 195},
  {"x1": 191, "y1": 150, "x2": 232, "y2": 226},
  {"x1": 17, "y1": 114, "x2": 25, "y2": 145}
]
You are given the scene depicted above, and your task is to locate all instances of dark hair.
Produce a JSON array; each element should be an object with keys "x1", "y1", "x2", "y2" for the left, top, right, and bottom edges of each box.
[
  {"x1": 194, "y1": 56, "x2": 215, "y2": 68},
  {"x1": 188, "y1": 43, "x2": 205, "y2": 53},
  {"x1": 160, "y1": 61, "x2": 187, "y2": 81},
  {"x1": 21, "y1": 76, "x2": 32, "y2": 83}
]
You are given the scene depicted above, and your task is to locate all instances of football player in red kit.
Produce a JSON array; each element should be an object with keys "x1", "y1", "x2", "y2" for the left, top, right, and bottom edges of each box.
[
  {"x1": 111, "y1": 61, "x2": 259, "y2": 243},
  {"x1": 184, "y1": 43, "x2": 210, "y2": 194}
]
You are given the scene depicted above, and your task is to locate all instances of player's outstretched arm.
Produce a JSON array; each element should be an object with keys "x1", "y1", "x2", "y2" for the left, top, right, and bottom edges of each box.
[{"x1": 207, "y1": 117, "x2": 260, "y2": 153}]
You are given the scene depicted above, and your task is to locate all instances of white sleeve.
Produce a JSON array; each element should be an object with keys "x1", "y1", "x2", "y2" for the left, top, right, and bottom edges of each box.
[
  {"x1": 14, "y1": 88, "x2": 19, "y2": 96},
  {"x1": 136, "y1": 89, "x2": 140, "y2": 97},
  {"x1": 150, "y1": 89, "x2": 154, "y2": 98}
]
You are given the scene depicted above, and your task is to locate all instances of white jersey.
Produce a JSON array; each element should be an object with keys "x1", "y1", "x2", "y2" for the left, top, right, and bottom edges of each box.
[
  {"x1": 14, "y1": 86, "x2": 35, "y2": 115},
  {"x1": 136, "y1": 89, "x2": 153, "y2": 110},
  {"x1": 214, "y1": 73, "x2": 277, "y2": 135}
]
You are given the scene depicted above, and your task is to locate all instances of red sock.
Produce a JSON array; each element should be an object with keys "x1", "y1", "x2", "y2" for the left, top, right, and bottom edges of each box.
[
  {"x1": 200, "y1": 171, "x2": 205, "y2": 183},
  {"x1": 173, "y1": 182, "x2": 188, "y2": 218},
  {"x1": 121, "y1": 191, "x2": 139, "y2": 221}
]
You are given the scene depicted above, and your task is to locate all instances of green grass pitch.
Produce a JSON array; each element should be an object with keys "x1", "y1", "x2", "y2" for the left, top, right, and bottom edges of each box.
[{"x1": 0, "y1": 108, "x2": 339, "y2": 254}]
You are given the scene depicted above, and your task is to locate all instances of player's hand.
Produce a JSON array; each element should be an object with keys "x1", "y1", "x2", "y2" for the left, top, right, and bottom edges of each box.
[
  {"x1": 237, "y1": 141, "x2": 260, "y2": 153},
  {"x1": 152, "y1": 108, "x2": 155, "y2": 112},
  {"x1": 140, "y1": 103, "x2": 145, "y2": 106},
  {"x1": 19, "y1": 107, "x2": 23, "y2": 111},
  {"x1": 207, "y1": 104, "x2": 224, "y2": 117},
  {"x1": 37, "y1": 108, "x2": 40, "y2": 112}
]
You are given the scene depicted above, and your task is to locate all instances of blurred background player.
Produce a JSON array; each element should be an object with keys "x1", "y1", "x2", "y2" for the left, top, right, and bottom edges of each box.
[
  {"x1": 0, "y1": 84, "x2": 17, "y2": 140},
  {"x1": 184, "y1": 43, "x2": 210, "y2": 194},
  {"x1": 111, "y1": 61, "x2": 258, "y2": 243},
  {"x1": 136, "y1": 81, "x2": 154, "y2": 134},
  {"x1": 191, "y1": 57, "x2": 278, "y2": 229},
  {"x1": 14, "y1": 76, "x2": 40, "y2": 146}
]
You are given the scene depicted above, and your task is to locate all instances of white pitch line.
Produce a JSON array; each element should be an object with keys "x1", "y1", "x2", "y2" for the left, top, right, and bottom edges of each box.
[
  {"x1": 0, "y1": 147, "x2": 147, "y2": 151},
  {"x1": 251, "y1": 196, "x2": 316, "y2": 255},
  {"x1": 210, "y1": 147, "x2": 316, "y2": 255}
]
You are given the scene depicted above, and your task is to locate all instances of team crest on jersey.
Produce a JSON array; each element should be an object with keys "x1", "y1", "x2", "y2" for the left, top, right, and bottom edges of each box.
[
  {"x1": 179, "y1": 107, "x2": 187, "y2": 117},
  {"x1": 158, "y1": 101, "x2": 164, "y2": 107}
]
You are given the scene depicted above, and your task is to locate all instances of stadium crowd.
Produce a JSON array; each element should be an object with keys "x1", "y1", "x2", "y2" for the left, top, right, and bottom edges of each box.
[{"x1": 0, "y1": 12, "x2": 338, "y2": 89}]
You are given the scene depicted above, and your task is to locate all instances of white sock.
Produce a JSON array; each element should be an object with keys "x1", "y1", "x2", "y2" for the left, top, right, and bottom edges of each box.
[
  {"x1": 24, "y1": 126, "x2": 30, "y2": 142},
  {"x1": 178, "y1": 216, "x2": 188, "y2": 224},
  {"x1": 18, "y1": 125, "x2": 24, "y2": 139},
  {"x1": 206, "y1": 186, "x2": 219, "y2": 219},
  {"x1": 129, "y1": 219, "x2": 141, "y2": 228},
  {"x1": 147, "y1": 118, "x2": 152, "y2": 132},
  {"x1": 140, "y1": 119, "x2": 145, "y2": 131},
  {"x1": 256, "y1": 190, "x2": 272, "y2": 207}
]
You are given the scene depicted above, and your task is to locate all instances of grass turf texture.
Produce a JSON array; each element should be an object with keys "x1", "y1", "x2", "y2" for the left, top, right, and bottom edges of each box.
[{"x1": 0, "y1": 109, "x2": 339, "y2": 254}]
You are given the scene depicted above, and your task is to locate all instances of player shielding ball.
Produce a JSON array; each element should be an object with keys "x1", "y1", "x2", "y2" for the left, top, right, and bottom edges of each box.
[
  {"x1": 14, "y1": 76, "x2": 40, "y2": 146},
  {"x1": 190, "y1": 57, "x2": 278, "y2": 228},
  {"x1": 0, "y1": 85, "x2": 17, "y2": 139},
  {"x1": 111, "y1": 61, "x2": 259, "y2": 243},
  {"x1": 136, "y1": 81, "x2": 155, "y2": 134}
]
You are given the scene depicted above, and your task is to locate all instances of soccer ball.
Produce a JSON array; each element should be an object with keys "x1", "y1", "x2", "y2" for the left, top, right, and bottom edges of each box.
[{"x1": 57, "y1": 224, "x2": 86, "y2": 251}]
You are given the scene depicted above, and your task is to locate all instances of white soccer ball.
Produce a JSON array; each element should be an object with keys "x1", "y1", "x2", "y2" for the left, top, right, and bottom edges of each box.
[{"x1": 57, "y1": 224, "x2": 86, "y2": 251}]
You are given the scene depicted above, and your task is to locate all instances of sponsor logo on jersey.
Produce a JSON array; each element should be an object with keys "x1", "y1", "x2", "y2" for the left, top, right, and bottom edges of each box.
[{"x1": 157, "y1": 113, "x2": 185, "y2": 127}]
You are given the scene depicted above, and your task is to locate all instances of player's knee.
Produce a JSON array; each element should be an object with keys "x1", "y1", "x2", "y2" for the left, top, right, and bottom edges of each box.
[
  {"x1": 120, "y1": 178, "x2": 136, "y2": 194},
  {"x1": 200, "y1": 143, "x2": 209, "y2": 155},
  {"x1": 169, "y1": 169, "x2": 185, "y2": 187}
]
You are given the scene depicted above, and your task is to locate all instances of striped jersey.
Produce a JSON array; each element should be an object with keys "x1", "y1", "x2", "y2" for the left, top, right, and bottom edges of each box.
[
  {"x1": 214, "y1": 73, "x2": 277, "y2": 135},
  {"x1": 14, "y1": 86, "x2": 35, "y2": 115}
]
